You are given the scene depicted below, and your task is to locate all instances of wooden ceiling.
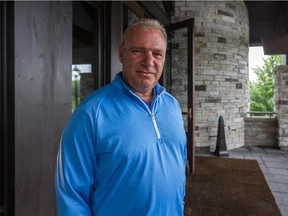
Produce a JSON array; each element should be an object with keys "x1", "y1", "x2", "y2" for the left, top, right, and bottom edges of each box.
[
  {"x1": 147, "y1": 1, "x2": 288, "y2": 55},
  {"x1": 244, "y1": 1, "x2": 288, "y2": 55}
]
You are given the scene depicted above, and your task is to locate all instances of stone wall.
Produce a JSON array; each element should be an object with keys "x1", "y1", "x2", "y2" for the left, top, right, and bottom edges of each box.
[
  {"x1": 172, "y1": 1, "x2": 249, "y2": 150},
  {"x1": 169, "y1": 28, "x2": 189, "y2": 128},
  {"x1": 274, "y1": 65, "x2": 288, "y2": 151},
  {"x1": 244, "y1": 117, "x2": 278, "y2": 147}
]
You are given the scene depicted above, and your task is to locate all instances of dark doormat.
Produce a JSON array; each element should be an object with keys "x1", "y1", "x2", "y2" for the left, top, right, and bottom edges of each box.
[{"x1": 184, "y1": 156, "x2": 282, "y2": 216}]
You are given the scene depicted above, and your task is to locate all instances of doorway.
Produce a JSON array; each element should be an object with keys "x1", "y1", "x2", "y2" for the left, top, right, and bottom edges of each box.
[{"x1": 165, "y1": 19, "x2": 195, "y2": 173}]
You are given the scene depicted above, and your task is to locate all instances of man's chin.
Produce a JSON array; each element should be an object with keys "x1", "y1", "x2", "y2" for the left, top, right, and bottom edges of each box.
[{"x1": 139, "y1": 83, "x2": 157, "y2": 92}]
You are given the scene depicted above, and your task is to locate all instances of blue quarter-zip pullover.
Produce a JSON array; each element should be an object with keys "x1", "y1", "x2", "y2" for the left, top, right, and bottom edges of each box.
[{"x1": 55, "y1": 73, "x2": 187, "y2": 216}]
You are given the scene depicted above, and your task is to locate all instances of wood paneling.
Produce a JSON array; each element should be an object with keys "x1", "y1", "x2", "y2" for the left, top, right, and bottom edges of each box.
[{"x1": 13, "y1": 2, "x2": 72, "y2": 215}]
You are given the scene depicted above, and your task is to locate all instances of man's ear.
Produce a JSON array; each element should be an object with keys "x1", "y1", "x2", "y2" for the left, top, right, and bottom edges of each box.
[{"x1": 118, "y1": 47, "x2": 123, "y2": 63}]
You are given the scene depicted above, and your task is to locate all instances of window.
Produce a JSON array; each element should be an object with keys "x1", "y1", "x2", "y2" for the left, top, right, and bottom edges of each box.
[
  {"x1": 123, "y1": 4, "x2": 140, "y2": 30},
  {"x1": 72, "y1": 2, "x2": 105, "y2": 110}
]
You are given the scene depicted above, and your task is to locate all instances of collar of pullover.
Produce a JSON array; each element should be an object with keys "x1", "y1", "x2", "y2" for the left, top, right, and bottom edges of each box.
[{"x1": 111, "y1": 72, "x2": 166, "y2": 99}]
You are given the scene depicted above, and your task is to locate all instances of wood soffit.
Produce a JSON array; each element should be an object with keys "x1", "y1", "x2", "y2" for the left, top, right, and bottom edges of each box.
[
  {"x1": 152, "y1": 1, "x2": 288, "y2": 55},
  {"x1": 244, "y1": 1, "x2": 288, "y2": 55}
]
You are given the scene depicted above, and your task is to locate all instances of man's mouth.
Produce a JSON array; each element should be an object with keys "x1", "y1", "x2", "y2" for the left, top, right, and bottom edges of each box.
[{"x1": 137, "y1": 70, "x2": 155, "y2": 75}]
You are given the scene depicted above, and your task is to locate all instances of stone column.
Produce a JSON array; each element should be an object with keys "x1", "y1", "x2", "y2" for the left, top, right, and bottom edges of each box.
[
  {"x1": 274, "y1": 65, "x2": 288, "y2": 151},
  {"x1": 173, "y1": 1, "x2": 249, "y2": 150}
]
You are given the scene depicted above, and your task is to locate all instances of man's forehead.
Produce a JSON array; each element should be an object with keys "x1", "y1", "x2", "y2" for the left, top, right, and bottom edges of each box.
[
  {"x1": 127, "y1": 36, "x2": 167, "y2": 49},
  {"x1": 128, "y1": 46, "x2": 166, "y2": 52}
]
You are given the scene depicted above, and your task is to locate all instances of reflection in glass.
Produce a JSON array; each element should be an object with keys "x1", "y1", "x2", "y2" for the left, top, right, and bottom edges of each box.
[
  {"x1": 72, "y1": 2, "x2": 103, "y2": 111},
  {"x1": 123, "y1": 4, "x2": 140, "y2": 30},
  {"x1": 71, "y1": 64, "x2": 92, "y2": 111},
  {"x1": 72, "y1": 66, "x2": 80, "y2": 110}
]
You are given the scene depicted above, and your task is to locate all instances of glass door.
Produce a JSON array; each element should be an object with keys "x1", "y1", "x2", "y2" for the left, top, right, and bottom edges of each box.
[
  {"x1": 72, "y1": 1, "x2": 105, "y2": 111},
  {"x1": 164, "y1": 19, "x2": 195, "y2": 173}
]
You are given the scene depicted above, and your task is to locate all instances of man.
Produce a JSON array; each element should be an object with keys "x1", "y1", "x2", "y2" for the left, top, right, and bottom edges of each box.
[{"x1": 55, "y1": 18, "x2": 187, "y2": 216}]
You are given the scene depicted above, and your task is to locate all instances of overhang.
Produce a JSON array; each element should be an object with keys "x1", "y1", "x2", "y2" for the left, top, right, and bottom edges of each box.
[{"x1": 244, "y1": 1, "x2": 288, "y2": 55}]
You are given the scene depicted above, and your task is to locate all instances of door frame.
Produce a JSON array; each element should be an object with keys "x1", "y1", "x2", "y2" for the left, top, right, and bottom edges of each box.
[
  {"x1": 166, "y1": 18, "x2": 195, "y2": 173},
  {"x1": 1, "y1": 1, "x2": 15, "y2": 215}
]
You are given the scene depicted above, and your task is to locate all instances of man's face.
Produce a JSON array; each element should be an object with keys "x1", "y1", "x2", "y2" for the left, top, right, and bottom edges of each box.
[{"x1": 119, "y1": 28, "x2": 166, "y2": 98}]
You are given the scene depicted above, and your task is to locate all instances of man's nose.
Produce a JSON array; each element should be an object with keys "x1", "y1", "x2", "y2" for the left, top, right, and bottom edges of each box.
[{"x1": 142, "y1": 52, "x2": 154, "y2": 67}]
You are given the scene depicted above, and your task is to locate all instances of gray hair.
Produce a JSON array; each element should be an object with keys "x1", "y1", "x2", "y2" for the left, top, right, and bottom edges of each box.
[{"x1": 120, "y1": 18, "x2": 167, "y2": 48}]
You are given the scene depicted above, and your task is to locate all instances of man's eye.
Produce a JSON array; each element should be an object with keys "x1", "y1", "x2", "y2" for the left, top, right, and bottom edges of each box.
[
  {"x1": 131, "y1": 49, "x2": 143, "y2": 55},
  {"x1": 154, "y1": 52, "x2": 163, "y2": 59}
]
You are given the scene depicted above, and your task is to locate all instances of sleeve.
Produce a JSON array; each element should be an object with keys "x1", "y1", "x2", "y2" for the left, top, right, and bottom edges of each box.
[{"x1": 54, "y1": 107, "x2": 96, "y2": 216}]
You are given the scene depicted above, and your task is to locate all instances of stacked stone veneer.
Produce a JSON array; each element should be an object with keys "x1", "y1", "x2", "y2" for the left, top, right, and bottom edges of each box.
[
  {"x1": 172, "y1": 1, "x2": 249, "y2": 150},
  {"x1": 169, "y1": 29, "x2": 189, "y2": 128},
  {"x1": 244, "y1": 117, "x2": 277, "y2": 147},
  {"x1": 274, "y1": 65, "x2": 288, "y2": 151}
]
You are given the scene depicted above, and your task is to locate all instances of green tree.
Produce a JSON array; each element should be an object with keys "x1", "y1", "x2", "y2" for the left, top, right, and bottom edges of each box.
[{"x1": 249, "y1": 55, "x2": 283, "y2": 112}]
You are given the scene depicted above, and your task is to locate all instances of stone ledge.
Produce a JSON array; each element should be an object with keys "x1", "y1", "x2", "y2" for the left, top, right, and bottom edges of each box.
[{"x1": 244, "y1": 117, "x2": 277, "y2": 122}]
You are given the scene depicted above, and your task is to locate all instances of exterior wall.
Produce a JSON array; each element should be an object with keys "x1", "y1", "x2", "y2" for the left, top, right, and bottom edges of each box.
[
  {"x1": 172, "y1": 1, "x2": 249, "y2": 150},
  {"x1": 274, "y1": 65, "x2": 288, "y2": 151},
  {"x1": 169, "y1": 28, "x2": 190, "y2": 128},
  {"x1": 244, "y1": 117, "x2": 278, "y2": 147}
]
